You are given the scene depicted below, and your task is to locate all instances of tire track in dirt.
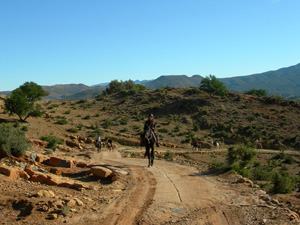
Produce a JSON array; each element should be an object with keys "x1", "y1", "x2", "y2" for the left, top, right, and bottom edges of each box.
[{"x1": 96, "y1": 152, "x2": 157, "y2": 225}]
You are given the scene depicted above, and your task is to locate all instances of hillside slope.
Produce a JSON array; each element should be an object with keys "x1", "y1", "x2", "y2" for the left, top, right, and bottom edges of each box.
[
  {"x1": 221, "y1": 63, "x2": 300, "y2": 97},
  {"x1": 143, "y1": 75, "x2": 203, "y2": 89}
]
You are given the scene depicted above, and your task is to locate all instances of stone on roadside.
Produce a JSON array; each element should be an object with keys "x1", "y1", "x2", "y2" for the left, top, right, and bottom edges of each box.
[
  {"x1": 90, "y1": 166, "x2": 113, "y2": 179},
  {"x1": 36, "y1": 190, "x2": 55, "y2": 198}
]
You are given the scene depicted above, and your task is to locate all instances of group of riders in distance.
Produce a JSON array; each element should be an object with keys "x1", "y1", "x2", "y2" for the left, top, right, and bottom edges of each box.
[{"x1": 94, "y1": 113, "x2": 222, "y2": 168}]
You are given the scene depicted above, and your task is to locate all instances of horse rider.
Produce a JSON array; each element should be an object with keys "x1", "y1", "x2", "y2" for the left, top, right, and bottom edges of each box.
[{"x1": 144, "y1": 114, "x2": 160, "y2": 147}]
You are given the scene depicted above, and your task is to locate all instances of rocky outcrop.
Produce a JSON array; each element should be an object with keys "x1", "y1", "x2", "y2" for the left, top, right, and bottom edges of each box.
[
  {"x1": 48, "y1": 157, "x2": 76, "y2": 168},
  {"x1": 0, "y1": 165, "x2": 30, "y2": 180}
]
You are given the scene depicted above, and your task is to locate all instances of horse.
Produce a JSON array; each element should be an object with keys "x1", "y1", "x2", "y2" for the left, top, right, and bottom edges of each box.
[
  {"x1": 95, "y1": 136, "x2": 102, "y2": 153},
  {"x1": 212, "y1": 140, "x2": 219, "y2": 149},
  {"x1": 191, "y1": 141, "x2": 201, "y2": 150},
  {"x1": 107, "y1": 139, "x2": 114, "y2": 151},
  {"x1": 144, "y1": 125, "x2": 156, "y2": 167}
]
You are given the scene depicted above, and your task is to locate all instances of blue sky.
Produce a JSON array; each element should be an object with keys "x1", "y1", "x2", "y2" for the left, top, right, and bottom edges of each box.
[{"x1": 0, "y1": 0, "x2": 299, "y2": 91}]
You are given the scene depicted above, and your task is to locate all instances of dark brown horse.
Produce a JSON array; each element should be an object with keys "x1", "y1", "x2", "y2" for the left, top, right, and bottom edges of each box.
[{"x1": 144, "y1": 125, "x2": 156, "y2": 167}]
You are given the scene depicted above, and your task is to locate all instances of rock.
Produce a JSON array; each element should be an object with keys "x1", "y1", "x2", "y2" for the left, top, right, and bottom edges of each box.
[
  {"x1": 48, "y1": 157, "x2": 76, "y2": 168},
  {"x1": 30, "y1": 153, "x2": 37, "y2": 161},
  {"x1": 271, "y1": 199, "x2": 280, "y2": 205},
  {"x1": 66, "y1": 199, "x2": 76, "y2": 207},
  {"x1": 56, "y1": 144, "x2": 72, "y2": 152},
  {"x1": 77, "y1": 162, "x2": 87, "y2": 168},
  {"x1": 49, "y1": 157, "x2": 62, "y2": 167},
  {"x1": 52, "y1": 200, "x2": 64, "y2": 208},
  {"x1": 36, "y1": 190, "x2": 55, "y2": 198},
  {"x1": 73, "y1": 198, "x2": 84, "y2": 206},
  {"x1": 31, "y1": 174, "x2": 48, "y2": 183},
  {"x1": 29, "y1": 139, "x2": 48, "y2": 148},
  {"x1": 38, "y1": 168, "x2": 48, "y2": 173},
  {"x1": 49, "y1": 213, "x2": 58, "y2": 220},
  {"x1": 66, "y1": 140, "x2": 81, "y2": 149},
  {"x1": 19, "y1": 162, "x2": 25, "y2": 169},
  {"x1": 261, "y1": 194, "x2": 271, "y2": 202},
  {"x1": 289, "y1": 212, "x2": 299, "y2": 220},
  {"x1": 86, "y1": 138, "x2": 94, "y2": 144},
  {"x1": 46, "y1": 175, "x2": 61, "y2": 186},
  {"x1": 0, "y1": 166, "x2": 30, "y2": 180},
  {"x1": 90, "y1": 166, "x2": 113, "y2": 179},
  {"x1": 50, "y1": 168, "x2": 63, "y2": 176},
  {"x1": 36, "y1": 155, "x2": 47, "y2": 163}
]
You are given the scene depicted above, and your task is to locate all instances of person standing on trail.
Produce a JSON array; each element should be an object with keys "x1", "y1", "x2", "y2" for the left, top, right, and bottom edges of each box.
[{"x1": 144, "y1": 114, "x2": 160, "y2": 147}]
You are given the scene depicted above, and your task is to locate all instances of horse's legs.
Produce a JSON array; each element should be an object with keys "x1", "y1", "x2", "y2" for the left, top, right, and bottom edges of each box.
[
  {"x1": 150, "y1": 145, "x2": 154, "y2": 166},
  {"x1": 146, "y1": 145, "x2": 150, "y2": 167}
]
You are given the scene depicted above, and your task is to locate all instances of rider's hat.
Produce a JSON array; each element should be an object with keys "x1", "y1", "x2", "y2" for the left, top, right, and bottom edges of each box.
[{"x1": 148, "y1": 113, "x2": 154, "y2": 117}]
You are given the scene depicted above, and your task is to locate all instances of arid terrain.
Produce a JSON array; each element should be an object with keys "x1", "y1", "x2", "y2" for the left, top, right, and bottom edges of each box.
[{"x1": 0, "y1": 88, "x2": 300, "y2": 224}]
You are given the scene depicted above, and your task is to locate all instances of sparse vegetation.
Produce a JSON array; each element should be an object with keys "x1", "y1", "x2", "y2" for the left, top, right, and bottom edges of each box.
[
  {"x1": 0, "y1": 124, "x2": 28, "y2": 157},
  {"x1": 41, "y1": 135, "x2": 63, "y2": 149}
]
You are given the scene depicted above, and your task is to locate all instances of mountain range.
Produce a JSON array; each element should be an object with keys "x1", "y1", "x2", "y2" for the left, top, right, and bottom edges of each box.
[{"x1": 1, "y1": 63, "x2": 300, "y2": 100}]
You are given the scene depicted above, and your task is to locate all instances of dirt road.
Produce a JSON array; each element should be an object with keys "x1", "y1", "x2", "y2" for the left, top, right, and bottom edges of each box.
[{"x1": 93, "y1": 150, "x2": 293, "y2": 225}]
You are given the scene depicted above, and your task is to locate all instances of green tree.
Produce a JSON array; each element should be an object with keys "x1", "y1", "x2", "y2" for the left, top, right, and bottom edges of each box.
[
  {"x1": 200, "y1": 75, "x2": 228, "y2": 96},
  {"x1": 5, "y1": 82, "x2": 49, "y2": 122},
  {"x1": 244, "y1": 89, "x2": 267, "y2": 97},
  {"x1": 102, "y1": 79, "x2": 146, "y2": 95}
]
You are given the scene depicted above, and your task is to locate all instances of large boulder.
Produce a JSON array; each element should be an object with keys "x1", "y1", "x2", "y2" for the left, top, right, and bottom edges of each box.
[
  {"x1": 90, "y1": 166, "x2": 113, "y2": 179},
  {"x1": 48, "y1": 157, "x2": 76, "y2": 168},
  {"x1": 0, "y1": 166, "x2": 30, "y2": 180}
]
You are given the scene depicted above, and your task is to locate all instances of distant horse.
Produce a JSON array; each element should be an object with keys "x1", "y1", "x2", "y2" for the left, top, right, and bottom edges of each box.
[
  {"x1": 191, "y1": 141, "x2": 201, "y2": 150},
  {"x1": 144, "y1": 125, "x2": 156, "y2": 167},
  {"x1": 212, "y1": 140, "x2": 219, "y2": 149},
  {"x1": 95, "y1": 136, "x2": 102, "y2": 153},
  {"x1": 255, "y1": 140, "x2": 263, "y2": 149},
  {"x1": 107, "y1": 139, "x2": 114, "y2": 151}
]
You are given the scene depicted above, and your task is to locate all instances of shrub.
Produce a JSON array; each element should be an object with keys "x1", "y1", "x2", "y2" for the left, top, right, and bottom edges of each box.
[
  {"x1": 0, "y1": 124, "x2": 28, "y2": 157},
  {"x1": 164, "y1": 150, "x2": 174, "y2": 161},
  {"x1": 83, "y1": 115, "x2": 91, "y2": 120},
  {"x1": 103, "y1": 119, "x2": 113, "y2": 129},
  {"x1": 244, "y1": 89, "x2": 267, "y2": 97},
  {"x1": 120, "y1": 117, "x2": 128, "y2": 125},
  {"x1": 159, "y1": 128, "x2": 168, "y2": 133},
  {"x1": 61, "y1": 204, "x2": 69, "y2": 216},
  {"x1": 41, "y1": 135, "x2": 63, "y2": 149},
  {"x1": 56, "y1": 118, "x2": 68, "y2": 125},
  {"x1": 273, "y1": 172, "x2": 294, "y2": 194},
  {"x1": 64, "y1": 110, "x2": 71, "y2": 114},
  {"x1": 44, "y1": 150, "x2": 53, "y2": 155},
  {"x1": 67, "y1": 128, "x2": 78, "y2": 133},
  {"x1": 228, "y1": 143, "x2": 257, "y2": 167},
  {"x1": 21, "y1": 126, "x2": 29, "y2": 131}
]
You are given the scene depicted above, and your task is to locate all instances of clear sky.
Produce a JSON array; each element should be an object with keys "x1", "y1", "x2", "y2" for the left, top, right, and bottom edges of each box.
[{"x1": 0, "y1": 0, "x2": 299, "y2": 91}]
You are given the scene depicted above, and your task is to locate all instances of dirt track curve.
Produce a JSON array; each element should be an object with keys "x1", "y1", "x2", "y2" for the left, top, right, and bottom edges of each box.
[{"x1": 68, "y1": 149, "x2": 294, "y2": 225}]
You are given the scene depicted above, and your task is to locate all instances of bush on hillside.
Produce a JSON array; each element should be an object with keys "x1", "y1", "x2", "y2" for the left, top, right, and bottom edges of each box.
[
  {"x1": 200, "y1": 75, "x2": 228, "y2": 96},
  {"x1": 228, "y1": 143, "x2": 257, "y2": 169},
  {"x1": 244, "y1": 89, "x2": 267, "y2": 96},
  {"x1": 0, "y1": 124, "x2": 28, "y2": 157},
  {"x1": 102, "y1": 79, "x2": 146, "y2": 95},
  {"x1": 41, "y1": 135, "x2": 63, "y2": 150},
  {"x1": 273, "y1": 172, "x2": 295, "y2": 194}
]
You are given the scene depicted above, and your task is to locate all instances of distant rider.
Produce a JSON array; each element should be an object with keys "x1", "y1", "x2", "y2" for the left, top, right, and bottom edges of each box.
[{"x1": 144, "y1": 114, "x2": 160, "y2": 147}]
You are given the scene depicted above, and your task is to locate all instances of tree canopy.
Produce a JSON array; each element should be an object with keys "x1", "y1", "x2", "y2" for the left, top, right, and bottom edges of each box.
[
  {"x1": 102, "y1": 79, "x2": 146, "y2": 95},
  {"x1": 200, "y1": 75, "x2": 228, "y2": 96},
  {"x1": 4, "y1": 82, "x2": 49, "y2": 122}
]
